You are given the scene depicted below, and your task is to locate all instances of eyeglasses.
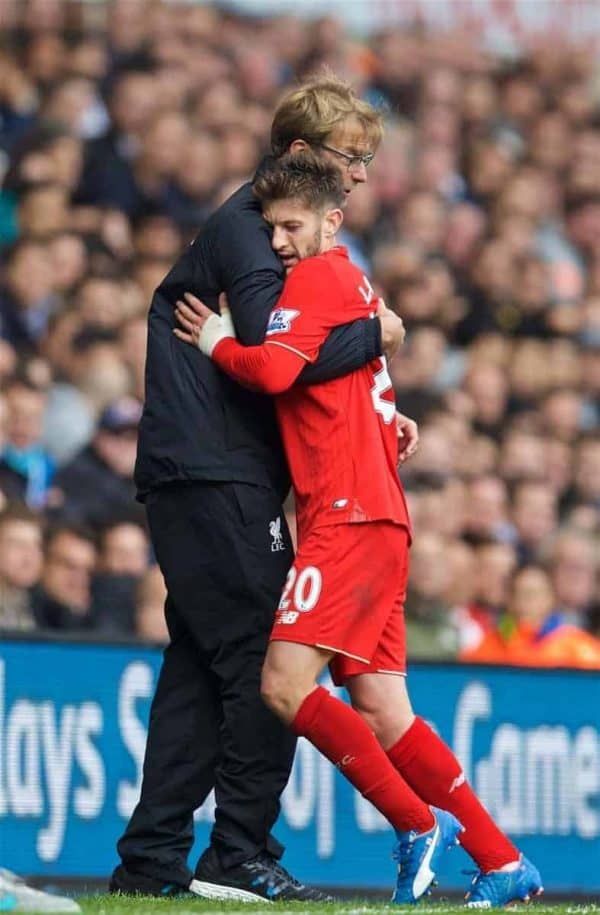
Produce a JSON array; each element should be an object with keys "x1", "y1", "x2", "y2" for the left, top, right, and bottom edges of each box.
[{"x1": 317, "y1": 142, "x2": 375, "y2": 171}]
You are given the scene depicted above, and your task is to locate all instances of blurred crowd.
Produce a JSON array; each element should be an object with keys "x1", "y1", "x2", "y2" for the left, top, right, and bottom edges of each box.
[{"x1": 0, "y1": 0, "x2": 598, "y2": 664}]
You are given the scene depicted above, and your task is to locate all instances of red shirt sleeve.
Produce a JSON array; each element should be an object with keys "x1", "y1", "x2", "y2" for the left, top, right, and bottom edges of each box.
[
  {"x1": 212, "y1": 256, "x2": 343, "y2": 395},
  {"x1": 262, "y1": 258, "x2": 342, "y2": 362},
  {"x1": 212, "y1": 336, "x2": 306, "y2": 395}
]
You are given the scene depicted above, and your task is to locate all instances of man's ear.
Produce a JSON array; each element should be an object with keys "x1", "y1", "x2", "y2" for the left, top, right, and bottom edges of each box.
[
  {"x1": 287, "y1": 138, "x2": 310, "y2": 154},
  {"x1": 324, "y1": 208, "x2": 344, "y2": 237}
]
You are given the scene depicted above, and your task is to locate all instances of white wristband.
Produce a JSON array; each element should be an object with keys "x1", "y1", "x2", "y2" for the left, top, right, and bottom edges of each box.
[{"x1": 198, "y1": 308, "x2": 235, "y2": 357}]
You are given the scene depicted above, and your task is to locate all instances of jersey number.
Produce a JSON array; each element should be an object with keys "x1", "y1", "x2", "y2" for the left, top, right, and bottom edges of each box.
[
  {"x1": 371, "y1": 358, "x2": 395, "y2": 424},
  {"x1": 279, "y1": 566, "x2": 322, "y2": 612}
]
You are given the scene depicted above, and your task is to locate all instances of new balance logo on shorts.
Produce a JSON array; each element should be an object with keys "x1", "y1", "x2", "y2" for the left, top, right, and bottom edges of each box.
[
  {"x1": 269, "y1": 517, "x2": 285, "y2": 552},
  {"x1": 277, "y1": 610, "x2": 298, "y2": 625}
]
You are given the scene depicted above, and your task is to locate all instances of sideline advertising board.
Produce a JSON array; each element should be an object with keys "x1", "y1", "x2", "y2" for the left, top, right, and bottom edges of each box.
[{"x1": 1, "y1": 638, "x2": 599, "y2": 893}]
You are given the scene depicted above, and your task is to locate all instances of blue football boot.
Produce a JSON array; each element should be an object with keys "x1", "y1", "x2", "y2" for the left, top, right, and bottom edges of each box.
[
  {"x1": 392, "y1": 807, "x2": 463, "y2": 904},
  {"x1": 465, "y1": 855, "x2": 543, "y2": 908}
]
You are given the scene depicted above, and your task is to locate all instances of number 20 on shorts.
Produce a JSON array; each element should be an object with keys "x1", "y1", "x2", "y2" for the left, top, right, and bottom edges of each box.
[{"x1": 278, "y1": 565, "x2": 322, "y2": 613}]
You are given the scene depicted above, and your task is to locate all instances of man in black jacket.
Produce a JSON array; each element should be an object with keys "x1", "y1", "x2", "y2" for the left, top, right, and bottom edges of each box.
[
  {"x1": 111, "y1": 76, "x2": 413, "y2": 901},
  {"x1": 54, "y1": 396, "x2": 143, "y2": 529}
]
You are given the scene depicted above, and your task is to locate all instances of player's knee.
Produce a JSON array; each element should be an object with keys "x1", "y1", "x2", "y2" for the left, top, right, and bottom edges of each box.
[
  {"x1": 351, "y1": 686, "x2": 383, "y2": 723},
  {"x1": 261, "y1": 664, "x2": 291, "y2": 720},
  {"x1": 352, "y1": 699, "x2": 385, "y2": 736},
  {"x1": 261, "y1": 664, "x2": 312, "y2": 724},
  {"x1": 352, "y1": 696, "x2": 413, "y2": 746}
]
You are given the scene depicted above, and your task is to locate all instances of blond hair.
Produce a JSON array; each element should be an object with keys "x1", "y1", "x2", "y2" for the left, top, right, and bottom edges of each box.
[{"x1": 270, "y1": 73, "x2": 384, "y2": 158}]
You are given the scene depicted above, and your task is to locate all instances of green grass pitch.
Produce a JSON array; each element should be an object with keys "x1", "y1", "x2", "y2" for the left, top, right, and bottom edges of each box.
[{"x1": 72, "y1": 899, "x2": 599, "y2": 915}]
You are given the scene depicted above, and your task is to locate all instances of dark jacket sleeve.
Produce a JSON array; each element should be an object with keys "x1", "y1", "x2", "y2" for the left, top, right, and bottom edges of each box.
[
  {"x1": 214, "y1": 194, "x2": 383, "y2": 374},
  {"x1": 214, "y1": 205, "x2": 284, "y2": 345},
  {"x1": 298, "y1": 317, "x2": 382, "y2": 384}
]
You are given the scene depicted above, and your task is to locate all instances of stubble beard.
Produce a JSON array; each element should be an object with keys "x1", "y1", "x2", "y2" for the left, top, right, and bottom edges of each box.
[{"x1": 306, "y1": 229, "x2": 323, "y2": 258}]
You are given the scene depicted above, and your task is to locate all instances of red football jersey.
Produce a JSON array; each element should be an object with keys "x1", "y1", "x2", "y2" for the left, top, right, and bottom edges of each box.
[{"x1": 264, "y1": 246, "x2": 410, "y2": 539}]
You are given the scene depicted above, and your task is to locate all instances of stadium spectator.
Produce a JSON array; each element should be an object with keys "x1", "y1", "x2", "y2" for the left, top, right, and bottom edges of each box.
[
  {"x1": 462, "y1": 362, "x2": 508, "y2": 441},
  {"x1": 32, "y1": 523, "x2": 97, "y2": 629},
  {"x1": 17, "y1": 181, "x2": 69, "y2": 239},
  {"x1": 91, "y1": 518, "x2": 149, "y2": 634},
  {"x1": 463, "y1": 475, "x2": 514, "y2": 544},
  {"x1": 0, "y1": 238, "x2": 58, "y2": 348},
  {"x1": 547, "y1": 530, "x2": 598, "y2": 626},
  {"x1": 47, "y1": 231, "x2": 88, "y2": 295},
  {"x1": 0, "y1": 376, "x2": 55, "y2": 508},
  {"x1": 452, "y1": 541, "x2": 519, "y2": 652},
  {"x1": 462, "y1": 565, "x2": 600, "y2": 668},
  {"x1": 0, "y1": 53, "x2": 38, "y2": 155},
  {"x1": 98, "y1": 519, "x2": 149, "y2": 577},
  {"x1": 499, "y1": 429, "x2": 547, "y2": 483},
  {"x1": 0, "y1": 502, "x2": 43, "y2": 630},
  {"x1": 572, "y1": 435, "x2": 600, "y2": 506},
  {"x1": 76, "y1": 68, "x2": 157, "y2": 210},
  {"x1": 404, "y1": 531, "x2": 461, "y2": 658},
  {"x1": 53, "y1": 395, "x2": 141, "y2": 528},
  {"x1": 511, "y1": 480, "x2": 559, "y2": 563},
  {"x1": 67, "y1": 328, "x2": 132, "y2": 417}
]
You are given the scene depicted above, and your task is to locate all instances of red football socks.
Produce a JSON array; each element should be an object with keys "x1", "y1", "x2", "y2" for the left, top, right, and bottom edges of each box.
[
  {"x1": 387, "y1": 716, "x2": 519, "y2": 872},
  {"x1": 292, "y1": 686, "x2": 434, "y2": 834}
]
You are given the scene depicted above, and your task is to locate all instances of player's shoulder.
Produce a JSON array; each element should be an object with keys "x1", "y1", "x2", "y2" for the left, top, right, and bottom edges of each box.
[
  {"x1": 287, "y1": 247, "x2": 351, "y2": 286},
  {"x1": 209, "y1": 181, "x2": 260, "y2": 229},
  {"x1": 198, "y1": 181, "x2": 278, "y2": 273},
  {"x1": 325, "y1": 246, "x2": 365, "y2": 282},
  {"x1": 188, "y1": 181, "x2": 256, "y2": 249},
  {"x1": 289, "y1": 253, "x2": 333, "y2": 279}
]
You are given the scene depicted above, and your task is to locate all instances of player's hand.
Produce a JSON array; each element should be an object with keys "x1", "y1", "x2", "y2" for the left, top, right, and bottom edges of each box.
[
  {"x1": 396, "y1": 411, "x2": 418, "y2": 465},
  {"x1": 174, "y1": 292, "x2": 235, "y2": 356},
  {"x1": 378, "y1": 306, "x2": 405, "y2": 360}
]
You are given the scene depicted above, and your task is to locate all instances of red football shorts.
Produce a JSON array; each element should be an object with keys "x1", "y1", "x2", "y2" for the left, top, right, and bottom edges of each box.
[{"x1": 270, "y1": 521, "x2": 409, "y2": 686}]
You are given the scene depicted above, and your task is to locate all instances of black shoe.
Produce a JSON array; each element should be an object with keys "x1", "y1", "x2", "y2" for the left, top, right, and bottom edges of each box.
[
  {"x1": 193, "y1": 847, "x2": 335, "y2": 902},
  {"x1": 109, "y1": 864, "x2": 193, "y2": 897}
]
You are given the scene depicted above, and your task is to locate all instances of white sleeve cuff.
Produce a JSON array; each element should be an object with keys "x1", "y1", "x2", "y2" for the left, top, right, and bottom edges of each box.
[{"x1": 198, "y1": 311, "x2": 235, "y2": 357}]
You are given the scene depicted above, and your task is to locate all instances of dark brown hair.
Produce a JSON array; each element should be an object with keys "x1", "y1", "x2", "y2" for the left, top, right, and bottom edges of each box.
[
  {"x1": 253, "y1": 153, "x2": 345, "y2": 212},
  {"x1": 0, "y1": 502, "x2": 44, "y2": 533}
]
